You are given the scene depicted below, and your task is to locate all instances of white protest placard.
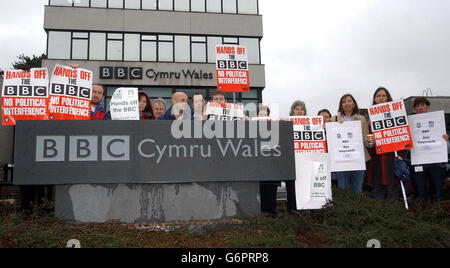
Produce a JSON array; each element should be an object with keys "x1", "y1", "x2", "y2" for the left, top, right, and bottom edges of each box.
[
  {"x1": 205, "y1": 102, "x2": 244, "y2": 121},
  {"x1": 295, "y1": 153, "x2": 332, "y2": 210},
  {"x1": 49, "y1": 64, "x2": 92, "y2": 120},
  {"x1": 326, "y1": 121, "x2": 366, "y2": 172},
  {"x1": 409, "y1": 111, "x2": 448, "y2": 165},
  {"x1": 110, "y1": 88, "x2": 139, "y2": 120}
]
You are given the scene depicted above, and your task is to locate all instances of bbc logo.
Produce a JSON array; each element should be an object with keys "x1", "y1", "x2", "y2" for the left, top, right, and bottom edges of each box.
[{"x1": 36, "y1": 136, "x2": 130, "y2": 162}]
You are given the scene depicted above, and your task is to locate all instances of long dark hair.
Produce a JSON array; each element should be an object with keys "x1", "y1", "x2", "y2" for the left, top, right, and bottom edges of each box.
[
  {"x1": 372, "y1": 87, "x2": 393, "y2": 105},
  {"x1": 338, "y1": 94, "x2": 359, "y2": 116},
  {"x1": 139, "y1": 92, "x2": 155, "y2": 120}
]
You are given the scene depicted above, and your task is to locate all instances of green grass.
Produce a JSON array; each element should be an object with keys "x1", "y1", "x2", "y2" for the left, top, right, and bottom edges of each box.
[{"x1": 0, "y1": 188, "x2": 449, "y2": 248}]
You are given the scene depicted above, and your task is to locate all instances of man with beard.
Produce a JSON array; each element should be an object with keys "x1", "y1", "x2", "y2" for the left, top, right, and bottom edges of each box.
[{"x1": 91, "y1": 84, "x2": 110, "y2": 120}]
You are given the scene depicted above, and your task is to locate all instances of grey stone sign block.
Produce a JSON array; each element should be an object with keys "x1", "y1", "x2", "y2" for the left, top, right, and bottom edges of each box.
[{"x1": 55, "y1": 182, "x2": 261, "y2": 223}]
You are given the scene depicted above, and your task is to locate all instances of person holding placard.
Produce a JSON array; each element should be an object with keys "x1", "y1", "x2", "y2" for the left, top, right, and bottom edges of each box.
[
  {"x1": 366, "y1": 87, "x2": 402, "y2": 201},
  {"x1": 158, "y1": 92, "x2": 193, "y2": 120},
  {"x1": 192, "y1": 93, "x2": 208, "y2": 121},
  {"x1": 318, "y1": 109, "x2": 338, "y2": 186},
  {"x1": 410, "y1": 97, "x2": 449, "y2": 201},
  {"x1": 138, "y1": 91, "x2": 155, "y2": 120},
  {"x1": 91, "y1": 84, "x2": 110, "y2": 120},
  {"x1": 284, "y1": 100, "x2": 309, "y2": 211},
  {"x1": 330, "y1": 94, "x2": 371, "y2": 194}
]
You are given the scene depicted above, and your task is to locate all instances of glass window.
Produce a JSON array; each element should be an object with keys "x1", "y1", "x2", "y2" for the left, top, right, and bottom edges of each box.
[
  {"x1": 242, "y1": 90, "x2": 259, "y2": 99},
  {"x1": 159, "y1": 35, "x2": 173, "y2": 41},
  {"x1": 142, "y1": 42, "x2": 157, "y2": 61},
  {"x1": 124, "y1": 34, "x2": 140, "y2": 61},
  {"x1": 175, "y1": 36, "x2": 190, "y2": 62},
  {"x1": 74, "y1": 0, "x2": 90, "y2": 7},
  {"x1": 207, "y1": 36, "x2": 222, "y2": 63},
  {"x1": 175, "y1": 0, "x2": 190, "y2": 11},
  {"x1": 238, "y1": 0, "x2": 258, "y2": 14},
  {"x1": 107, "y1": 34, "x2": 123, "y2": 60},
  {"x1": 91, "y1": 0, "x2": 107, "y2": 8},
  {"x1": 239, "y1": 38, "x2": 260, "y2": 64},
  {"x1": 159, "y1": 0, "x2": 173, "y2": 10},
  {"x1": 191, "y1": 0, "x2": 206, "y2": 12},
  {"x1": 89, "y1": 32, "x2": 106, "y2": 60},
  {"x1": 223, "y1": 0, "x2": 237, "y2": 13},
  {"x1": 142, "y1": 35, "x2": 157, "y2": 41},
  {"x1": 159, "y1": 42, "x2": 174, "y2": 62},
  {"x1": 73, "y1": 32, "x2": 89, "y2": 38},
  {"x1": 48, "y1": 31, "x2": 71, "y2": 59},
  {"x1": 108, "y1": 0, "x2": 123, "y2": 8},
  {"x1": 223, "y1": 37, "x2": 238, "y2": 44},
  {"x1": 50, "y1": 0, "x2": 72, "y2": 6},
  {"x1": 72, "y1": 39, "x2": 88, "y2": 60},
  {"x1": 206, "y1": 0, "x2": 221, "y2": 13},
  {"x1": 192, "y1": 43, "x2": 206, "y2": 63},
  {"x1": 192, "y1": 36, "x2": 206, "y2": 42},
  {"x1": 125, "y1": 0, "x2": 141, "y2": 9},
  {"x1": 142, "y1": 0, "x2": 157, "y2": 10}
]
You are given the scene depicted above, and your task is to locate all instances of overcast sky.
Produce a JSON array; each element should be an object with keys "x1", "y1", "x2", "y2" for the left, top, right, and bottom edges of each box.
[{"x1": 0, "y1": 0, "x2": 449, "y2": 116}]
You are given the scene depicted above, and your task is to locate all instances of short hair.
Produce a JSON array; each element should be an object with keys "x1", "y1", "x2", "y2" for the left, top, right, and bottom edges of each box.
[
  {"x1": 317, "y1": 109, "x2": 332, "y2": 118},
  {"x1": 290, "y1": 100, "x2": 307, "y2": 116},
  {"x1": 92, "y1": 84, "x2": 106, "y2": 96},
  {"x1": 211, "y1": 92, "x2": 226, "y2": 100},
  {"x1": 372, "y1": 87, "x2": 393, "y2": 105},
  {"x1": 413, "y1": 97, "x2": 431, "y2": 107},
  {"x1": 153, "y1": 98, "x2": 166, "y2": 107},
  {"x1": 257, "y1": 104, "x2": 271, "y2": 116},
  {"x1": 338, "y1": 94, "x2": 360, "y2": 116}
]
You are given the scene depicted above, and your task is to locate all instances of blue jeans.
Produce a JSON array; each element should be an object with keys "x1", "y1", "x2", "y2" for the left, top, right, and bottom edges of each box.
[{"x1": 336, "y1": 170, "x2": 366, "y2": 194}]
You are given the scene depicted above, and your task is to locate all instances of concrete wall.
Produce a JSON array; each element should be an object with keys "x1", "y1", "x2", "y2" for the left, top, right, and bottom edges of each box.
[
  {"x1": 56, "y1": 182, "x2": 261, "y2": 223},
  {"x1": 44, "y1": 6, "x2": 263, "y2": 37},
  {"x1": 43, "y1": 59, "x2": 266, "y2": 87}
]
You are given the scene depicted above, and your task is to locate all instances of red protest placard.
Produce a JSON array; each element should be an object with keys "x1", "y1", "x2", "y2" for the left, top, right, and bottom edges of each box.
[
  {"x1": 289, "y1": 116, "x2": 327, "y2": 153},
  {"x1": 368, "y1": 100, "x2": 413, "y2": 154},
  {"x1": 1, "y1": 68, "x2": 49, "y2": 126},
  {"x1": 48, "y1": 64, "x2": 92, "y2": 120},
  {"x1": 216, "y1": 45, "x2": 250, "y2": 93}
]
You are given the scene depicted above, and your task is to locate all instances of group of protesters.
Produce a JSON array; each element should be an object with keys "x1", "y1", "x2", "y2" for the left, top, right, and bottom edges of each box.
[{"x1": 89, "y1": 83, "x2": 449, "y2": 215}]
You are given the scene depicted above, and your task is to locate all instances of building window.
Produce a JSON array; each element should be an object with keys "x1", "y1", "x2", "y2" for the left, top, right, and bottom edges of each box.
[
  {"x1": 108, "y1": 0, "x2": 124, "y2": 8},
  {"x1": 175, "y1": 0, "x2": 190, "y2": 11},
  {"x1": 142, "y1": 0, "x2": 157, "y2": 10},
  {"x1": 206, "y1": 0, "x2": 222, "y2": 13},
  {"x1": 238, "y1": 0, "x2": 258, "y2": 14},
  {"x1": 72, "y1": 32, "x2": 89, "y2": 60},
  {"x1": 223, "y1": 0, "x2": 237, "y2": 14},
  {"x1": 158, "y1": 35, "x2": 174, "y2": 62},
  {"x1": 107, "y1": 33, "x2": 123, "y2": 61},
  {"x1": 89, "y1": 32, "x2": 106, "y2": 60},
  {"x1": 48, "y1": 31, "x2": 71, "y2": 59},
  {"x1": 175, "y1": 36, "x2": 191, "y2": 62},
  {"x1": 91, "y1": 0, "x2": 107, "y2": 8},
  {"x1": 191, "y1": 36, "x2": 207, "y2": 63},
  {"x1": 141, "y1": 35, "x2": 157, "y2": 61},
  {"x1": 74, "y1": 0, "x2": 90, "y2": 7},
  {"x1": 191, "y1": 0, "x2": 206, "y2": 12},
  {"x1": 125, "y1": 0, "x2": 141, "y2": 9},
  {"x1": 159, "y1": 0, "x2": 174, "y2": 10},
  {"x1": 207, "y1": 36, "x2": 222, "y2": 63},
  {"x1": 124, "y1": 34, "x2": 140, "y2": 61},
  {"x1": 223, "y1": 37, "x2": 238, "y2": 45},
  {"x1": 49, "y1": 0, "x2": 72, "y2": 6},
  {"x1": 239, "y1": 37, "x2": 260, "y2": 64}
]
